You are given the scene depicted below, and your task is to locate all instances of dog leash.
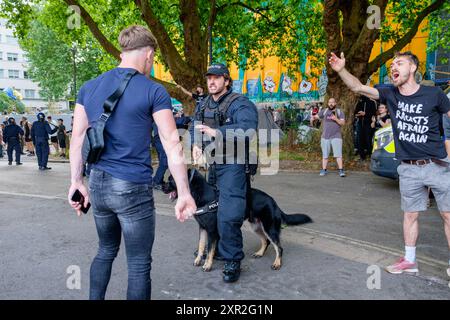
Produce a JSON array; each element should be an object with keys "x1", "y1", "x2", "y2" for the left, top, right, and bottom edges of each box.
[{"x1": 195, "y1": 200, "x2": 219, "y2": 215}]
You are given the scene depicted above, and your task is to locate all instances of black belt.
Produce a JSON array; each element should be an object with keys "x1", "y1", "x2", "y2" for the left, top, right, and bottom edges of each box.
[{"x1": 402, "y1": 158, "x2": 449, "y2": 167}]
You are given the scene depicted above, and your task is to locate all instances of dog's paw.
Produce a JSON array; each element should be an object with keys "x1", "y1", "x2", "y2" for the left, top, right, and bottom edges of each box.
[
  {"x1": 202, "y1": 264, "x2": 213, "y2": 272},
  {"x1": 252, "y1": 252, "x2": 264, "y2": 258},
  {"x1": 271, "y1": 263, "x2": 282, "y2": 270},
  {"x1": 193, "y1": 257, "x2": 203, "y2": 266}
]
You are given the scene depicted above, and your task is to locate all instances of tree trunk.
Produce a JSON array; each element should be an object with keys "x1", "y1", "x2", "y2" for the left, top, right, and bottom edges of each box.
[
  {"x1": 326, "y1": 61, "x2": 369, "y2": 160},
  {"x1": 335, "y1": 85, "x2": 359, "y2": 159}
]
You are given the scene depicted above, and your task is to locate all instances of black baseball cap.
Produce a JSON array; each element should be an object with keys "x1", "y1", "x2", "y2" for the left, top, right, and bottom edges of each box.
[{"x1": 205, "y1": 63, "x2": 230, "y2": 76}]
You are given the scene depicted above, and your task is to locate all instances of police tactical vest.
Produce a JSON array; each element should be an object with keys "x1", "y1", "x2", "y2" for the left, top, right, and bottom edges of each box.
[
  {"x1": 195, "y1": 92, "x2": 258, "y2": 176},
  {"x1": 196, "y1": 92, "x2": 241, "y2": 128}
]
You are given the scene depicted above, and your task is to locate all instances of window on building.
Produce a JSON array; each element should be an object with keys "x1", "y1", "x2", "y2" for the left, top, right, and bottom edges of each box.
[
  {"x1": 0, "y1": 69, "x2": 4, "y2": 78},
  {"x1": 8, "y1": 70, "x2": 19, "y2": 78},
  {"x1": 7, "y1": 53, "x2": 18, "y2": 61},
  {"x1": 25, "y1": 89, "x2": 36, "y2": 99},
  {"x1": 0, "y1": 51, "x2": 3, "y2": 60},
  {"x1": 6, "y1": 35, "x2": 18, "y2": 45},
  {"x1": 23, "y1": 71, "x2": 29, "y2": 79}
]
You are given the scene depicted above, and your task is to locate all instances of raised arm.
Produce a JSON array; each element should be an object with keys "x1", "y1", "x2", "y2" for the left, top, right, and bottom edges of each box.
[
  {"x1": 329, "y1": 52, "x2": 380, "y2": 100},
  {"x1": 176, "y1": 84, "x2": 193, "y2": 97}
]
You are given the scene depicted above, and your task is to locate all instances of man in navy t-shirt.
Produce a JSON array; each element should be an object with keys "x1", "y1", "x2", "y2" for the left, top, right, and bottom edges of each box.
[
  {"x1": 329, "y1": 51, "x2": 450, "y2": 277},
  {"x1": 68, "y1": 25, "x2": 196, "y2": 300}
]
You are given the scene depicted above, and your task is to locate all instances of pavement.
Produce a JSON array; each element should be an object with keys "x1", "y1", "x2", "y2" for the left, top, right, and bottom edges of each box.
[{"x1": 0, "y1": 155, "x2": 450, "y2": 300}]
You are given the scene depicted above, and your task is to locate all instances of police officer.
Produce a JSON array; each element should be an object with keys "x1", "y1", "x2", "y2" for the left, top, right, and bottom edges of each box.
[
  {"x1": 31, "y1": 112, "x2": 58, "y2": 170},
  {"x1": 3, "y1": 117, "x2": 24, "y2": 165},
  {"x1": 190, "y1": 63, "x2": 258, "y2": 283}
]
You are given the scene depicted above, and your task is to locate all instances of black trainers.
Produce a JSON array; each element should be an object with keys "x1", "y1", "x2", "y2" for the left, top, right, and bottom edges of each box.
[
  {"x1": 223, "y1": 261, "x2": 241, "y2": 283},
  {"x1": 8, "y1": 162, "x2": 12, "y2": 165},
  {"x1": 16, "y1": 162, "x2": 23, "y2": 165}
]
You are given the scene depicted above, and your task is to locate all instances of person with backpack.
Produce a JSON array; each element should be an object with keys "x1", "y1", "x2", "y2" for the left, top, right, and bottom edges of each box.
[
  {"x1": 313, "y1": 97, "x2": 346, "y2": 177},
  {"x1": 68, "y1": 25, "x2": 196, "y2": 300},
  {"x1": 189, "y1": 63, "x2": 258, "y2": 283}
]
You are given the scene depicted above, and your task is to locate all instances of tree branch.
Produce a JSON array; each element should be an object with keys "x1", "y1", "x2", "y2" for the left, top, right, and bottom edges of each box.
[
  {"x1": 367, "y1": 0, "x2": 446, "y2": 75},
  {"x1": 340, "y1": 0, "x2": 368, "y2": 54},
  {"x1": 180, "y1": 0, "x2": 205, "y2": 70},
  {"x1": 134, "y1": 0, "x2": 191, "y2": 80},
  {"x1": 346, "y1": 0, "x2": 389, "y2": 66},
  {"x1": 204, "y1": 0, "x2": 217, "y2": 51},
  {"x1": 64, "y1": 0, "x2": 121, "y2": 60},
  {"x1": 323, "y1": 0, "x2": 342, "y2": 52},
  {"x1": 216, "y1": 1, "x2": 282, "y2": 26}
]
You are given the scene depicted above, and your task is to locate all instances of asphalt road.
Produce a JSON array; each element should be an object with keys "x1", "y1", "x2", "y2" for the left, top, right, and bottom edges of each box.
[{"x1": 0, "y1": 158, "x2": 449, "y2": 299}]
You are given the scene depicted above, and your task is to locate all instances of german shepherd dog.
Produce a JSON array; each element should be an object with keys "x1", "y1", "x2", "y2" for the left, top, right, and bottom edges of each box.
[{"x1": 166, "y1": 169, "x2": 312, "y2": 272}]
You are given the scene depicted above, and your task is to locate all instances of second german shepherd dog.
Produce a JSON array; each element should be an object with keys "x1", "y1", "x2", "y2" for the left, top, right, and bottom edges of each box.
[{"x1": 166, "y1": 169, "x2": 312, "y2": 272}]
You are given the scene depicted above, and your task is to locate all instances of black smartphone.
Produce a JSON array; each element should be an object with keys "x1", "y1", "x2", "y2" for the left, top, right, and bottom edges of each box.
[{"x1": 71, "y1": 189, "x2": 91, "y2": 214}]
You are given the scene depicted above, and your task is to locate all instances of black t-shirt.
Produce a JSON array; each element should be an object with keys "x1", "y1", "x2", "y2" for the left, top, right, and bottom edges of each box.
[
  {"x1": 374, "y1": 114, "x2": 390, "y2": 130},
  {"x1": 192, "y1": 93, "x2": 207, "y2": 105},
  {"x1": 57, "y1": 124, "x2": 66, "y2": 139},
  {"x1": 378, "y1": 85, "x2": 450, "y2": 160}
]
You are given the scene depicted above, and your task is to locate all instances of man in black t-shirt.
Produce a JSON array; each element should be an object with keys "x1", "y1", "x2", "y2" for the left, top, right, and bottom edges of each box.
[
  {"x1": 177, "y1": 84, "x2": 208, "y2": 107},
  {"x1": 329, "y1": 51, "x2": 450, "y2": 277}
]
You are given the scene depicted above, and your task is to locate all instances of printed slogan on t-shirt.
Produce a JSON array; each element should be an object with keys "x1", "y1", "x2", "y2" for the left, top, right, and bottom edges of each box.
[{"x1": 395, "y1": 101, "x2": 429, "y2": 143}]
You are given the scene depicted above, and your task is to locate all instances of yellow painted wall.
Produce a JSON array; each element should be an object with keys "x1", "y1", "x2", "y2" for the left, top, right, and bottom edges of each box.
[
  {"x1": 152, "y1": 18, "x2": 430, "y2": 98},
  {"x1": 369, "y1": 18, "x2": 429, "y2": 85}
]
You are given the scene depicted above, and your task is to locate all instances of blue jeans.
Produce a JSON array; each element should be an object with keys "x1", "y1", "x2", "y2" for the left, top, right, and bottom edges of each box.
[{"x1": 88, "y1": 169, "x2": 155, "y2": 300}]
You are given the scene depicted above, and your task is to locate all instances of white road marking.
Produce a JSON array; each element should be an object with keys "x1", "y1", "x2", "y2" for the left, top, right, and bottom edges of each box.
[{"x1": 0, "y1": 191, "x2": 66, "y2": 200}]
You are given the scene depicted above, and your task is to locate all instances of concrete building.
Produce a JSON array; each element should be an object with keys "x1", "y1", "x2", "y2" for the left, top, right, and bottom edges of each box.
[{"x1": 0, "y1": 19, "x2": 68, "y2": 113}]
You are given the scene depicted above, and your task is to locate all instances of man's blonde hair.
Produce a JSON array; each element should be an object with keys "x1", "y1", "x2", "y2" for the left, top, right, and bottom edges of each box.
[{"x1": 118, "y1": 25, "x2": 158, "y2": 52}]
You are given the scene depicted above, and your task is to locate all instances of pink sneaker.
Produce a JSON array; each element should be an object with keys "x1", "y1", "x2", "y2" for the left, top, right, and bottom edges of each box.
[{"x1": 385, "y1": 257, "x2": 419, "y2": 274}]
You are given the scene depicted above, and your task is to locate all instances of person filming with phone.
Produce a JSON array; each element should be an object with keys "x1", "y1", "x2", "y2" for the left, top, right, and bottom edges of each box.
[
  {"x1": 312, "y1": 97, "x2": 346, "y2": 177},
  {"x1": 68, "y1": 25, "x2": 196, "y2": 300}
]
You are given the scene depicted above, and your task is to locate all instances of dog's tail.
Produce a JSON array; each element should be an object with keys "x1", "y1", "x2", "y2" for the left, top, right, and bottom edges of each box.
[{"x1": 281, "y1": 211, "x2": 313, "y2": 226}]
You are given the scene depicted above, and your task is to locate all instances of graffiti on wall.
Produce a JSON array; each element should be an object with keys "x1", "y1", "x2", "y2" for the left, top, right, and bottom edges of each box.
[
  {"x1": 318, "y1": 68, "x2": 328, "y2": 98},
  {"x1": 281, "y1": 74, "x2": 293, "y2": 95},
  {"x1": 263, "y1": 76, "x2": 276, "y2": 93},
  {"x1": 298, "y1": 80, "x2": 312, "y2": 94},
  {"x1": 247, "y1": 79, "x2": 260, "y2": 97},
  {"x1": 233, "y1": 80, "x2": 243, "y2": 94}
]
